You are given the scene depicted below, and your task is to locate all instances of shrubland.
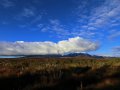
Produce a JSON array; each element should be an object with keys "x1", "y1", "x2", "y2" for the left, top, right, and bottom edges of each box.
[{"x1": 0, "y1": 57, "x2": 120, "y2": 90}]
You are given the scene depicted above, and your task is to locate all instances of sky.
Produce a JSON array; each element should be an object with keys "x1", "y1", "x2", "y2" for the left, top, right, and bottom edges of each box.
[{"x1": 0, "y1": 0, "x2": 120, "y2": 56}]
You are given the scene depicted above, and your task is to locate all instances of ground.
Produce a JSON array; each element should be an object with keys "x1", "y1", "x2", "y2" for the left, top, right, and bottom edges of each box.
[{"x1": 0, "y1": 57, "x2": 120, "y2": 90}]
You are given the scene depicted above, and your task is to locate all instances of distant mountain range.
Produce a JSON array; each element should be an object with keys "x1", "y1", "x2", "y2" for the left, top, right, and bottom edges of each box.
[
  {"x1": 23, "y1": 53, "x2": 104, "y2": 59},
  {"x1": 0, "y1": 53, "x2": 106, "y2": 59}
]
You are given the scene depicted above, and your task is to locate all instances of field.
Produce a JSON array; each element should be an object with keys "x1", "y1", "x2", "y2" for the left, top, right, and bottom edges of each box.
[{"x1": 1, "y1": 57, "x2": 120, "y2": 90}]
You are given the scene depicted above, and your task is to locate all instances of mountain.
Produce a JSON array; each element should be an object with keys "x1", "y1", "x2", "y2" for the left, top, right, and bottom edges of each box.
[
  {"x1": 24, "y1": 54, "x2": 62, "y2": 58},
  {"x1": 0, "y1": 53, "x2": 104, "y2": 59},
  {"x1": 64, "y1": 53, "x2": 92, "y2": 57},
  {"x1": 23, "y1": 53, "x2": 104, "y2": 59}
]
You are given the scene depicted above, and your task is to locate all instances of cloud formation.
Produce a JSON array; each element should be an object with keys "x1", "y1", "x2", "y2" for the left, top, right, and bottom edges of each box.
[
  {"x1": 0, "y1": 37, "x2": 99, "y2": 55},
  {"x1": 112, "y1": 46, "x2": 120, "y2": 57},
  {"x1": 40, "y1": 19, "x2": 70, "y2": 38},
  {"x1": 37, "y1": 0, "x2": 120, "y2": 40},
  {"x1": 74, "y1": 0, "x2": 120, "y2": 39},
  {"x1": 0, "y1": 0, "x2": 14, "y2": 8},
  {"x1": 109, "y1": 31, "x2": 120, "y2": 39}
]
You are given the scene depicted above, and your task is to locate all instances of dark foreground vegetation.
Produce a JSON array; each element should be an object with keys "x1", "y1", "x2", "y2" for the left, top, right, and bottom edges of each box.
[{"x1": 0, "y1": 57, "x2": 120, "y2": 90}]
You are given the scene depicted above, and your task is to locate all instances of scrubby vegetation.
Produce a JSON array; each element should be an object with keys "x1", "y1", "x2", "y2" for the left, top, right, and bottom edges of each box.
[{"x1": 0, "y1": 57, "x2": 120, "y2": 90}]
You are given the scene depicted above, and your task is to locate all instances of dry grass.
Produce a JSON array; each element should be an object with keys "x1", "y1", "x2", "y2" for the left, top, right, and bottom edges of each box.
[{"x1": 0, "y1": 57, "x2": 120, "y2": 90}]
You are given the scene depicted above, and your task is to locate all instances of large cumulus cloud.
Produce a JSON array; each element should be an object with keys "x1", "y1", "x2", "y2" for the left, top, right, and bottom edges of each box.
[{"x1": 0, "y1": 37, "x2": 99, "y2": 55}]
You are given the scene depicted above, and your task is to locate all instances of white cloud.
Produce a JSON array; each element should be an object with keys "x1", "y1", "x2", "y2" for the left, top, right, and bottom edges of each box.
[
  {"x1": 0, "y1": 37, "x2": 99, "y2": 55},
  {"x1": 57, "y1": 37, "x2": 99, "y2": 54}
]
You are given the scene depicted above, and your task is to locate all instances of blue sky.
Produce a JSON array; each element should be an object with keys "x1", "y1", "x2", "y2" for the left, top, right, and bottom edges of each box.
[{"x1": 0, "y1": 0, "x2": 120, "y2": 56}]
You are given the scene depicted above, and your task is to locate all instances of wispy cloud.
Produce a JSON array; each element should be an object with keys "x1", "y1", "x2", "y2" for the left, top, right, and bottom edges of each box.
[
  {"x1": 49, "y1": 19, "x2": 70, "y2": 36},
  {"x1": 0, "y1": 37, "x2": 99, "y2": 55},
  {"x1": 0, "y1": 0, "x2": 15, "y2": 8},
  {"x1": 109, "y1": 31, "x2": 120, "y2": 39},
  {"x1": 112, "y1": 46, "x2": 120, "y2": 57},
  {"x1": 6, "y1": 0, "x2": 120, "y2": 41},
  {"x1": 16, "y1": 7, "x2": 44, "y2": 29},
  {"x1": 18, "y1": 7, "x2": 49, "y2": 29},
  {"x1": 88, "y1": 0, "x2": 120, "y2": 28},
  {"x1": 40, "y1": 19, "x2": 70, "y2": 38},
  {"x1": 75, "y1": 0, "x2": 120, "y2": 39},
  {"x1": 30, "y1": 15, "x2": 42, "y2": 24},
  {"x1": 15, "y1": 7, "x2": 36, "y2": 21},
  {"x1": 21, "y1": 7, "x2": 35, "y2": 18}
]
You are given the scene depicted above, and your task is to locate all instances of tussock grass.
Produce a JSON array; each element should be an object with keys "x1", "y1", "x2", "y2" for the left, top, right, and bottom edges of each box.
[{"x1": 0, "y1": 57, "x2": 120, "y2": 90}]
